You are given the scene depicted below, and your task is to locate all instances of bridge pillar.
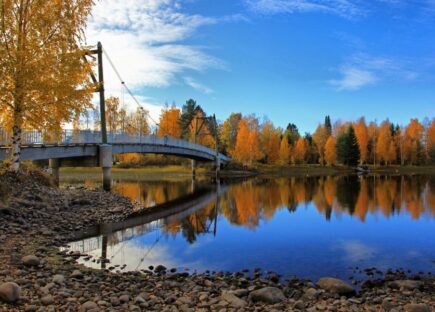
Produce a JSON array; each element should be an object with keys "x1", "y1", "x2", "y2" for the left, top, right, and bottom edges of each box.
[
  {"x1": 99, "y1": 144, "x2": 113, "y2": 191},
  {"x1": 191, "y1": 159, "x2": 196, "y2": 177},
  {"x1": 215, "y1": 156, "x2": 221, "y2": 178},
  {"x1": 49, "y1": 158, "x2": 60, "y2": 186}
]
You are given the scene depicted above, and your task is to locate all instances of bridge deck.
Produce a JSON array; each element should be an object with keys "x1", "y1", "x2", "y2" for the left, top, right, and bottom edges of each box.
[{"x1": 0, "y1": 130, "x2": 230, "y2": 163}]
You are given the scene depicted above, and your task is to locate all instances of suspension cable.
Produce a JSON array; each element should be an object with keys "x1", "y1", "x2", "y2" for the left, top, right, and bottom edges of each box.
[{"x1": 102, "y1": 48, "x2": 160, "y2": 126}]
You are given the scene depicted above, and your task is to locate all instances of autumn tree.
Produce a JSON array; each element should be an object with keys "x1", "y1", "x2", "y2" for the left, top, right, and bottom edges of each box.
[
  {"x1": 279, "y1": 136, "x2": 290, "y2": 165},
  {"x1": 427, "y1": 119, "x2": 435, "y2": 164},
  {"x1": 324, "y1": 136, "x2": 336, "y2": 165},
  {"x1": 248, "y1": 129, "x2": 263, "y2": 163},
  {"x1": 293, "y1": 137, "x2": 306, "y2": 164},
  {"x1": 158, "y1": 105, "x2": 182, "y2": 138},
  {"x1": 403, "y1": 119, "x2": 424, "y2": 165},
  {"x1": 375, "y1": 121, "x2": 395, "y2": 165},
  {"x1": 106, "y1": 97, "x2": 120, "y2": 134},
  {"x1": 221, "y1": 113, "x2": 242, "y2": 156},
  {"x1": 312, "y1": 125, "x2": 329, "y2": 165},
  {"x1": 0, "y1": 0, "x2": 95, "y2": 170},
  {"x1": 267, "y1": 131, "x2": 280, "y2": 164},
  {"x1": 234, "y1": 119, "x2": 250, "y2": 163},
  {"x1": 189, "y1": 111, "x2": 214, "y2": 148},
  {"x1": 354, "y1": 117, "x2": 369, "y2": 164}
]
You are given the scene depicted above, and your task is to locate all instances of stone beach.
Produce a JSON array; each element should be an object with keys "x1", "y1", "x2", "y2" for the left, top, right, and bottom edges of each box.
[{"x1": 0, "y1": 170, "x2": 433, "y2": 311}]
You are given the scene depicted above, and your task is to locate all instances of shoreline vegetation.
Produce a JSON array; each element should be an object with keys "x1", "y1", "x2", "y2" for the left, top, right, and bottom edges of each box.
[
  {"x1": 58, "y1": 164, "x2": 435, "y2": 180},
  {"x1": 0, "y1": 170, "x2": 433, "y2": 311}
]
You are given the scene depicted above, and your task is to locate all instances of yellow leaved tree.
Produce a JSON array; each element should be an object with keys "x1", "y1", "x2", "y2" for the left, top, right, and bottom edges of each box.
[{"x1": 0, "y1": 0, "x2": 95, "y2": 170}]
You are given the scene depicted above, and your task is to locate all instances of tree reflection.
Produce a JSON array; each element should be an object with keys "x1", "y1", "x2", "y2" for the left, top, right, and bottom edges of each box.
[{"x1": 111, "y1": 175, "x2": 435, "y2": 244}]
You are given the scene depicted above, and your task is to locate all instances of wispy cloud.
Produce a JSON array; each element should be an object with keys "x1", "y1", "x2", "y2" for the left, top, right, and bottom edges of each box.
[
  {"x1": 86, "y1": 0, "x2": 232, "y2": 119},
  {"x1": 331, "y1": 67, "x2": 377, "y2": 91},
  {"x1": 244, "y1": 0, "x2": 364, "y2": 18},
  {"x1": 330, "y1": 53, "x2": 419, "y2": 91},
  {"x1": 184, "y1": 77, "x2": 214, "y2": 94},
  {"x1": 334, "y1": 240, "x2": 376, "y2": 262}
]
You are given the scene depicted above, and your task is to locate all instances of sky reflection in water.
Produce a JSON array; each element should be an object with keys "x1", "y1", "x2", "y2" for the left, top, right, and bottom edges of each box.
[{"x1": 67, "y1": 175, "x2": 435, "y2": 281}]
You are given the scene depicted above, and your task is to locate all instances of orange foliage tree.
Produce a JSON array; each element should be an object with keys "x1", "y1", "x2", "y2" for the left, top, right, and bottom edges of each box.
[
  {"x1": 279, "y1": 136, "x2": 290, "y2": 165},
  {"x1": 376, "y1": 121, "x2": 396, "y2": 165},
  {"x1": 158, "y1": 106, "x2": 182, "y2": 138},
  {"x1": 234, "y1": 119, "x2": 251, "y2": 164},
  {"x1": 267, "y1": 131, "x2": 280, "y2": 164},
  {"x1": 354, "y1": 117, "x2": 369, "y2": 164},
  {"x1": 324, "y1": 136, "x2": 336, "y2": 165},
  {"x1": 293, "y1": 137, "x2": 306, "y2": 164},
  {"x1": 403, "y1": 119, "x2": 424, "y2": 165}
]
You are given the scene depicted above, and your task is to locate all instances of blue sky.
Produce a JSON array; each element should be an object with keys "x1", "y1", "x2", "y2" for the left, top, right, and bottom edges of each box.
[{"x1": 88, "y1": 0, "x2": 435, "y2": 133}]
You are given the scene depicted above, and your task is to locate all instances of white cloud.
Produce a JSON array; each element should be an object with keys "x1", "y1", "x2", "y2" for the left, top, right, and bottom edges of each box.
[
  {"x1": 334, "y1": 240, "x2": 376, "y2": 262},
  {"x1": 330, "y1": 67, "x2": 377, "y2": 90},
  {"x1": 330, "y1": 53, "x2": 419, "y2": 91},
  {"x1": 184, "y1": 77, "x2": 214, "y2": 94},
  {"x1": 244, "y1": 0, "x2": 364, "y2": 18},
  {"x1": 86, "y1": 0, "x2": 227, "y2": 123}
]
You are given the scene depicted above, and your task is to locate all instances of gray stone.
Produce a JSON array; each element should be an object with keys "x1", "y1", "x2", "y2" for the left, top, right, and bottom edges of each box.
[
  {"x1": 221, "y1": 292, "x2": 247, "y2": 308},
  {"x1": 134, "y1": 296, "x2": 146, "y2": 304},
  {"x1": 404, "y1": 303, "x2": 431, "y2": 312},
  {"x1": 388, "y1": 280, "x2": 423, "y2": 290},
  {"x1": 249, "y1": 287, "x2": 286, "y2": 304},
  {"x1": 0, "y1": 282, "x2": 21, "y2": 303},
  {"x1": 303, "y1": 287, "x2": 319, "y2": 300},
  {"x1": 294, "y1": 300, "x2": 305, "y2": 310},
  {"x1": 41, "y1": 294, "x2": 54, "y2": 305},
  {"x1": 119, "y1": 294, "x2": 130, "y2": 303},
  {"x1": 71, "y1": 270, "x2": 83, "y2": 279},
  {"x1": 22, "y1": 255, "x2": 40, "y2": 267},
  {"x1": 317, "y1": 277, "x2": 356, "y2": 296},
  {"x1": 80, "y1": 301, "x2": 98, "y2": 311},
  {"x1": 52, "y1": 274, "x2": 65, "y2": 285}
]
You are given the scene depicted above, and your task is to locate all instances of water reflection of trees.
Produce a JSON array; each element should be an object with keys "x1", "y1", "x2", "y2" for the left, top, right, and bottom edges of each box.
[{"x1": 112, "y1": 176, "x2": 435, "y2": 244}]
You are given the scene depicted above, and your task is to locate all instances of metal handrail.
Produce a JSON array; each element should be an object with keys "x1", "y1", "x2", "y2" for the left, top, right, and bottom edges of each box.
[{"x1": 0, "y1": 129, "x2": 231, "y2": 161}]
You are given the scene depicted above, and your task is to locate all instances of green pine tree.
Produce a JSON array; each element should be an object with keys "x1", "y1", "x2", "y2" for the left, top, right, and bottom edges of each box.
[{"x1": 336, "y1": 125, "x2": 360, "y2": 166}]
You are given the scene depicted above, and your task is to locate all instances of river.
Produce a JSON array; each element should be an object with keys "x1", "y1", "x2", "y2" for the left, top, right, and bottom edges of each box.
[{"x1": 61, "y1": 172, "x2": 435, "y2": 283}]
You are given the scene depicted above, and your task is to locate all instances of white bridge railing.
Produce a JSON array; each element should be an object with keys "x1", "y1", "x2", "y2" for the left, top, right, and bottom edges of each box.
[{"x1": 0, "y1": 129, "x2": 230, "y2": 161}]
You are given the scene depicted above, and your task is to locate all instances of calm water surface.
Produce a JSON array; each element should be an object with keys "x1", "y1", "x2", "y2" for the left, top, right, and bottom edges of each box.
[{"x1": 63, "y1": 174, "x2": 435, "y2": 282}]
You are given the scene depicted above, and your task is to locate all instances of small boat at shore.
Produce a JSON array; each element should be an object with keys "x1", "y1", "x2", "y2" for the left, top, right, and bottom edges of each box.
[{"x1": 356, "y1": 166, "x2": 370, "y2": 174}]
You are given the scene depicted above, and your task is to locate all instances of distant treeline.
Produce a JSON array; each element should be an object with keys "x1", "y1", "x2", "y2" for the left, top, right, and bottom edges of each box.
[{"x1": 82, "y1": 98, "x2": 435, "y2": 167}]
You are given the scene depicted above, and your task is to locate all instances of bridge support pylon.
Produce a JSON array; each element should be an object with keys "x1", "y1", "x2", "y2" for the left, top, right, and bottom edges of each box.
[
  {"x1": 99, "y1": 144, "x2": 113, "y2": 191},
  {"x1": 215, "y1": 156, "x2": 221, "y2": 179},
  {"x1": 49, "y1": 158, "x2": 60, "y2": 186},
  {"x1": 191, "y1": 159, "x2": 196, "y2": 177}
]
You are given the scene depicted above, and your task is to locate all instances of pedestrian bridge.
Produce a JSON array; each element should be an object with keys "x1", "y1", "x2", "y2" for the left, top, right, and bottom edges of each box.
[{"x1": 0, "y1": 130, "x2": 231, "y2": 163}]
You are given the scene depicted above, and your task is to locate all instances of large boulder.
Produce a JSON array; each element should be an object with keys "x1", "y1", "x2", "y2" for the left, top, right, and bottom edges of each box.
[
  {"x1": 22, "y1": 255, "x2": 40, "y2": 267},
  {"x1": 388, "y1": 280, "x2": 423, "y2": 290},
  {"x1": 249, "y1": 287, "x2": 286, "y2": 304},
  {"x1": 0, "y1": 282, "x2": 21, "y2": 303},
  {"x1": 317, "y1": 277, "x2": 356, "y2": 296},
  {"x1": 221, "y1": 292, "x2": 247, "y2": 308}
]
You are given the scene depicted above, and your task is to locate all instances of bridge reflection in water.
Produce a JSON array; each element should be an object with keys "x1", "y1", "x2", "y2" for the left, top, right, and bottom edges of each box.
[
  {"x1": 63, "y1": 175, "x2": 435, "y2": 277},
  {"x1": 66, "y1": 183, "x2": 225, "y2": 269}
]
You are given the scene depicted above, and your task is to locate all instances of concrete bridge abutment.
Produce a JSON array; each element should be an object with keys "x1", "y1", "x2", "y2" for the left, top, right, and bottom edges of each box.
[
  {"x1": 49, "y1": 158, "x2": 60, "y2": 186},
  {"x1": 99, "y1": 144, "x2": 113, "y2": 191}
]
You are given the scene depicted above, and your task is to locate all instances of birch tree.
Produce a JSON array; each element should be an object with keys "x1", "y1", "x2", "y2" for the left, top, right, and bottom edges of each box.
[{"x1": 0, "y1": 0, "x2": 95, "y2": 170}]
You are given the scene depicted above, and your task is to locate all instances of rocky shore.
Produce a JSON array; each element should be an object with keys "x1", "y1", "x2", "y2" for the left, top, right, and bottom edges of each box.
[{"x1": 0, "y1": 170, "x2": 433, "y2": 311}]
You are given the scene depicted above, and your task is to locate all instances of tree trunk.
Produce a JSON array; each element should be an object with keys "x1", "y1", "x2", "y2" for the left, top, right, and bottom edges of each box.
[{"x1": 10, "y1": 123, "x2": 22, "y2": 171}]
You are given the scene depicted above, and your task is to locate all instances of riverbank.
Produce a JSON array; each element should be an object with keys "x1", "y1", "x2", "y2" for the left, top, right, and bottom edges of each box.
[
  {"x1": 59, "y1": 164, "x2": 435, "y2": 180},
  {"x1": 0, "y1": 170, "x2": 433, "y2": 311}
]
